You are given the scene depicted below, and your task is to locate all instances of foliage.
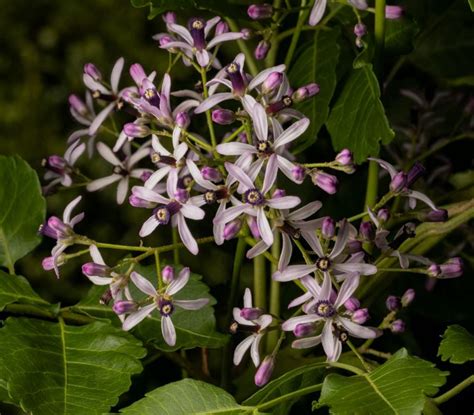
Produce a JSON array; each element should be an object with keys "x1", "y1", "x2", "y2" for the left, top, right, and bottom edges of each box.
[{"x1": 438, "y1": 325, "x2": 474, "y2": 364}]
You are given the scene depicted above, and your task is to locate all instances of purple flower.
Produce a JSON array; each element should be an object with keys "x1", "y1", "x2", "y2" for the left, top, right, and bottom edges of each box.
[
  {"x1": 255, "y1": 40, "x2": 271, "y2": 60},
  {"x1": 233, "y1": 288, "x2": 272, "y2": 367},
  {"x1": 122, "y1": 268, "x2": 208, "y2": 346},
  {"x1": 86, "y1": 142, "x2": 151, "y2": 204}
]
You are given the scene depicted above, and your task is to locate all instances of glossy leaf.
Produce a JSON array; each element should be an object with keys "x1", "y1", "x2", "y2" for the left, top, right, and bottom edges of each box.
[
  {"x1": 288, "y1": 28, "x2": 340, "y2": 154},
  {"x1": 119, "y1": 378, "x2": 245, "y2": 414},
  {"x1": 438, "y1": 325, "x2": 474, "y2": 364},
  {"x1": 0, "y1": 155, "x2": 46, "y2": 272},
  {"x1": 0, "y1": 270, "x2": 49, "y2": 311},
  {"x1": 319, "y1": 349, "x2": 447, "y2": 414},
  {"x1": 0, "y1": 318, "x2": 145, "y2": 415},
  {"x1": 326, "y1": 65, "x2": 395, "y2": 163}
]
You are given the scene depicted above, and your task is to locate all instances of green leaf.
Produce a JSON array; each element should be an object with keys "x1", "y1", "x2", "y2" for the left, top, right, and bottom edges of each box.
[
  {"x1": 326, "y1": 65, "x2": 395, "y2": 163},
  {"x1": 469, "y1": 0, "x2": 474, "y2": 12},
  {"x1": 0, "y1": 269, "x2": 49, "y2": 311},
  {"x1": 0, "y1": 318, "x2": 145, "y2": 415},
  {"x1": 0, "y1": 155, "x2": 46, "y2": 272},
  {"x1": 243, "y1": 363, "x2": 324, "y2": 415},
  {"x1": 288, "y1": 28, "x2": 340, "y2": 154},
  {"x1": 319, "y1": 349, "x2": 447, "y2": 415},
  {"x1": 384, "y1": 18, "x2": 419, "y2": 56},
  {"x1": 119, "y1": 378, "x2": 244, "y2": 414},
  {"x1": 438, "y1": 325, "x2": 474, "y2": 364}
]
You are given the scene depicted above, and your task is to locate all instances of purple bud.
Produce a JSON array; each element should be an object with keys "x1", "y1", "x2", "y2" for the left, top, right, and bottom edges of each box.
[
  {"x1": 240, "y1": 307, "x2": 264, "y2": 320},
  {"x1": 354, "y1": 23, "x2": 367, "y2": 38},
  {"x1": 291, "y1": 165, "x2": 306, "y2": 182},
  {"x1": 359, "y1": 221, "x2": 375, "y2": 241},
  {"x1": 390, "y1": 171, "x2": 407, "y2": 192},
  {"x1": 212, "y1": 108, "x2": 235, "y2": 125},
  {"x1": 293, "y1": 323, "x2": 316, "y2": 337},
  {"x1": 255, "y1": 355, "x2": 275, "y2": 387},
  {"x1": 391, "y1": 319, "x2": 406, "y2": 333},
  {"x1": 401, "y1": 288, "x2": 415, "y2": 307},
  {"x1": 347, "y1": 240, "x2": 363, "y2": 254},
  {"x1": 69, "y1": 94, "x2": 88, "y2": 116},
  {"x1": 174, "y1": 188, "x2": 189, "y2": 203},
  {"x1": 162, "y1": 11, "x2": 177, "y2": 25},
  {"x1": 124, "y1": 123, "x2": 150, "y2": 138},
  {"x1": 426, "y1": 209, "x2": 448, "y2": 222},
  {"x1": 292, "y1": 83, "x2": 320, "y2": 103},
  {"x1": 248, "y1": 217, "x2": 261, "y2": 239},
  {"x1": 130, "y1": 63, "x2": 147, "y2": 86},
  {"x1": 427, "y1": 264, "x2": 441, "y2": 277},
  {"x1": 311, "y1": 170, "x2": 338, "y2": 194},
  {"x1": 224, "y1": 219, "x2": 242, "y2": 240},
  {"x1": 176, "y1": 111, "x2": 190, "y2": 129},
  {"x1": 162, "y1": 265, "x2": 174, "y2": 284},
  {"x1": 322, "y1": 217, "x2": 336, "y2": 239},
  {"x1": 42, "y1": 257, "x2": 55, "y2": 271},
  {"x1": 385, "y1": 5, "x2": 404, "y2": 20},
  {"x1": 215, "y1": 21, "x2": 229, "y2": 35},
  {"x1": 377, "y1": 208, "x2": 390, "y2": 223},
  {"x1": 335, "y1": 149, "x2": 353, "y2": 166},
  {"x1": 344, "y1": 297, "x2": 360, "y2": 312},
  {"x1": 113, "y1": 301, "x2": 137, "y2": 315},
  {"x1": 84, "y1": 63, "x2": 102, "y2": 80},
  {"x1": 140, "y1": 171, "x2": 153, "y2": 183},
  {"x1": 241, "y1": 28, "x2": 253, "y2": 40},
  {"x1": 47, "y1": 216, "x2": 70, "y2": 238},
  {"x1": 406, "y1": 162, "x2": 426, "y2": 187},
  {"x1": 352, "y1": 308, "x2": 369, "y2": 324},
  {"x1": 386, "y1": 295, "x2": 401, "y2": 311},
  {"x1": 201, "y1": 166, "x2": 222, "y2": 182},
  {"x1": 439, "y1": 257, "x2": 463, "y2": 279},
  {"x1": 159, "y1": 35, "x2": 174, "y2": 48},
  {"x1": 129, "y1": 195, "x2": 156, "y2": 208},
  {"x1": 255, "y1": 40, "x2": 271, "y2": 60},
  {"x1": 248, "y1": 3, "x2": 273, "y2": 20},
  {"x1": 272, "y1": 188, "x2": 286, "y2": 198},
  {"x1": 82, "y1": 262, "x2": 111, "y2": 277},
  {"x1": 262, "y1": 72, "x2": 283, "y2": 94}
]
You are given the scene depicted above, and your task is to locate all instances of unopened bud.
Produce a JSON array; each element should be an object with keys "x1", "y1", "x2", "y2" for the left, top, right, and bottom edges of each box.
[
  {"x1": 291, "y1": 165, "x2": 306, "y2": 183},
  {"x1": 385, "y1": 5, "x2": 404, "y2": 20},
  {"x1": 426, "y1": 209, "x2": 448, "y2": 222},
  {"x1": 311, "y1": 170, "x2": 338, "y2": 194},
  {"x1": 82, "y1": 262, "x2": 111, "y2": 277},
  {"x1": 359, "y1": 221, "x2": 375, "y2": 241},
  {"x1": 322, "y1": 217, "x2": 336, "y2": 239},
  {"x1": 401, "y1": 288, "x2": 415, "y2": 307},
  {"x1": 354, "y1": 23, "x2": 367, "y2": 38},
  {"x1": 113, "y1": 300, "x2": 137, "y2": 315},
  {"x1": 162, "y1": 265, "x2": 174, "y2": 284},
  {"x1": 386, "y1": 295, "x2": 401, "y2": 311},
  {"x1": 248, "y1": 4, "x2": 273, "y2": 20},
  {"x1": 262, "y1": 72, "x2": 283, "y2": 94},
  {"x1": 69, "y1": 94, "x2": 88, "y2": 116},
  {"x1": 344, "y1": 297, "x2": 360, "y2": 312},
  {"x1": 427, "y1": 264, "x2": 441, "y2": 278},
  {"x1": 352, "y1": 308, "x2": 369, "y2": 324},
  {"x1": 254, "y1": 355, "x2": 275, "y2": 387},
  {"x1": 215, "y1": 21, "x2": 229, "y2": 35},
  {"x1": 162, "y1": 11, "x2": 177, "y2": 25},
  {"x1": 129, "y1": 195, "x2": 156, "y2": 208},
  {"x1": 224, "y1": 219, "x2": 242, "y2": 240},
  {"x1": 84, "y1": 63, "x2": 102, "y2": 80},
  {"x1": 159, "y1": 35, "x2": 173, "y2": 48},
  {"x1": 272, "y1": 188, "x2": 286, "y2": 198},
  {"x1": 377, "y1": 208, "x2": 390, "y2": 223},
  {"x1": 390, "y1": 171, "x2": 407, "y2": 192},
  {"x1": 439, "y1": 257, "x2": 463, "y2": 279},
  {"x1": 391, "y1": 319, "x2": 406, "y2": 333},
  {"x1": 123, "y1": 123, "x2": 150, "y2": 138},
  {"x1": 176, "y1": 111, "x2": 190, "y2": 129},
  {"x1": 294, "y1": 323, "x2": 316, "y2": 337},
  {"x1": 240, "y1": 307, "x2": 264, "y2": 320},
  {"x1": 212, "y1": 108, "x2": 235, "y2": 125},
  {"x1": 406, "y1": 162, "x2": 426, "y2": 187},
  {"x1": 201, "y1": 166, "x2": 222, "y2": 182},
  {"x1": 255, "y1": 40, "x2": 271, "y2": 60},
  {"x1": 335, "y1": 149, "x2": 353, "y2": 166},
  {"x1": 292, "y1": 83, "x2": 320, "y2": 103},
  {"x1": 47, "y1": 216, "x2": 70, "y2": 238}
]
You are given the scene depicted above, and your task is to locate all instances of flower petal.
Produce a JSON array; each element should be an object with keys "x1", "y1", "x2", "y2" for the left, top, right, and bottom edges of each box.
[
  {"x1": 250, "y1": 334, "x2": 262, "y2": 367},
  {"x1": 292, "y1": 335, "x2": 322, "y2": 349},
  {"x1": 194, "y1": 93, "x2": 234, "y2": 113},
  {"x1": 89, "y1": 103, "x2": 115, "y2": 135},
  {"x1": 122, "y1": 303, "x2": 156, "y2": 331},
  {"x1": 262, "y1": 154, "x2": 278, "y2": 194},
  {"x1": 180, "y1": 203, "x2": 205, "y2": 220},
  {"x1": 166, "y1": 267, "x2": 190, "y2": 296},
  {"x1": 216, "y1": 142, "x2": 256, "y2": 156},
  {"x1": 139, "y1": 215, "x2": 160, "y2": 237},
  {"x1": 175, "y1": 298, "x2": 209, "y2": 310},
  {"x1": 257, "y1": 209, "x2": 273, "y2": 246},
  {"x1": 116, "y1": 177, "x2": 129, "y2": 205},
  {"x1": 63, "y1": 195, "x2": 82, "y2": 224},
  {"x1": 177, "y1": 214, "x2": 198, "y2": 255},
  {"x1": 334, "y1": 274, "x2": 360, "y2": 308},
  {"x1": 337, "y1": 317, "x2": 379, "y2": 339},
  {"x1": 273, "y1": 264, "x2": 316, "y2": 282},
  {"x1": 207, "y1": 32, "x2": 244, "y2": 49},
  {"x1": 248, "y1": 64, "x2": 286, "y2": 91},
  {"x1": 89, "y1": 244, "x2": 105, "y2": 265},
  {"x1": 266, "y1": 196, "x2": 301, "y2": 210},
  {"x1": 224, "y1": 162, "x2": 254, "y2": 190},
  {"x1": 309, "y1": 0, "x2": 327, "y2": 26},
  {"x1": 168, "y1": 23, "x2": 193, "y2": 44},
  {"x1": 288, "y1": 201, "x2": 322, "y2": 221},
  {"x1": 233, "y1": 335, "x2": 254, "y2": 365},
  {"x1": 274, "y1": 118, "x2": 310, "y2": 149},
  {"x1": 162, "y1": 316, "x2": 177, "y2": 346},
  {"x1": 131, "y1": 271, "x2": 157, "y2": 296},
  {"x1": 110, "y1": 57, "x2": 124, "y2": 93},
  {"x1": 330, "y1": 220, "x2": 350, "y2": 259},
  {"x1": 282, "y1": 314, "x2": 321, "y2": 331},
  {"x1": 87, "y1": 174, "x2": 122, "y2": 192}
]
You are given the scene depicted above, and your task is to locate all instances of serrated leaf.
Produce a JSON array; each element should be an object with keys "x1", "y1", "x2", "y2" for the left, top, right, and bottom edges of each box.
[
  {"x1": 0, "y1": 269, "x2": 49, "y2": 311},
  {"x1": 288, "y1": 28, "x2": 340, "y2": 154},
  {"x1": 0, "y1": 318, "x2": 145, "y2": 415},
  {"x1": 385, "y1": 18, "x2": 419, "y2": 56},
  {"x1": 119, "y1": 378, "x2": 244, "y2": 414},
  {"x1": 319, "y1": 349, "x2": 447, "y2": 415},
  {"x1": 0, "y1": 155, "x2": 46, "y2": 272},
  {"x1": 438, "y1": 325, "x2": 474, "y2": 364},
  {"x1": 327, "y1": 65, "x2": 394, "y2": 163}
]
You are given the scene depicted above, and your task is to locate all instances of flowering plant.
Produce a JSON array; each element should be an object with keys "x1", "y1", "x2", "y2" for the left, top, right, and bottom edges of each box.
[{"x1": 0, "y1": 1, "x2": 473, "y2": 414}]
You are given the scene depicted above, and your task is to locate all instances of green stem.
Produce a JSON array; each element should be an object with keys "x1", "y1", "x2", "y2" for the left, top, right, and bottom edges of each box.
[
  {"x1": 223, "y1": 124, "x2": 246, "y2": 143},
  {"x1": 284, "y1": 0, "x2": 308, "y2": 68},
  {"x1": 347, "y1": 340, "x2": 371, "y2": 372},
  {"x1": 257, "y1": 383, "x2": 323, "y2": 411},
  {"x1": 171, "y1": 227, "x2": 180, "y2": 265},
  {"x1": 225, "y1": 19, "x2": 259, "y2": 76},
  {"x1": 254, "y1": 254, "x2": 267, "y2": 310},
  {"x1": 154, "y1": 250, "x2": 163, "y2": 289},
  {"x1": 199, "y1": 68, "x2": 218, "y2": 152},
  {"x1": 267, "y1": 232, "x2": 281, "y2": 352},
  {"x1": 364, "y1": 161, "x2": 379, "y2": 210},
  {"x1": 433, "y1": 375, "x2": 474, "y2": 406},
  {"x1": 376, "y1": 267, "x2": 428, "y2": 274}
]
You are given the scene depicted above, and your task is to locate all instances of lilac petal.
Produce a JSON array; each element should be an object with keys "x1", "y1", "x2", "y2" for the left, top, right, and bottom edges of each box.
[
  {"x1": 248, "y1": 64, "x2": 286, "y2": 91},
  {"x1": 167, "y1": 267, "x2": 190, "y2": 296},
  {"x1": 89, "y1": 102, "x2": 115, "y2": 135},
  {"x1": 250, "y1": 334, "x2": 262, "y2": 367},
  {"x1": 180, "y1": 204, "x2": 205, "y2": 220},
  {"x1": 168, "y1": 23, "x2": 193, "y2": 44},
  {"x1": 257, "y1": 209, "x2": 273, "y2": 246},
  {"x1": 131, "y1": 271, "x2": 157, "y2": 296},
  {"x1": 172, "y1": 125, "x2": 181, "y2": 148},
  {"x1": 300, "y1": 275, "x2": 321, "y2": 298},
  {"x1": 368, "y1": 157, "x2": 398, "y2": 179},
  {"x1": 279, "y1": 233, "x2": 292, "y2": 271},
  {"x1": 161, "y1": 41, "x2": 194, "y2": 52},
  {"x1": 194, "y1": 92, "x2": 233, "y2": 113},
  {"x1": 152, "y1": 134, "x2": 171, "y2": 155},
  {"x1": 249, "y1": 102, "x2": 268, "y2": 142},
  {"x1": 337, "y1": 317, "x2": 379, "y2": 339},
  {"x1": 266, "y1": 196, "x2": 301, "y2": 210},
  {"x1": 309, "y1": 0, "x2": 327, "y2": 26},
  {"x1": 139, "y1": 215, "x2": 160, "y2": 237},
  {"x1": 392, "y1": 250, "x2": 410, "y2": 269},
  {"x1": 67, "y1": 128, "x2": 89, "y2": 144},
  {"x1": 87, "y1": 275, "x2": 114, "y2": 285},
  {"x1": 116, "y1": 177, "x2": 129, "y2": 205},
  {"x1": 128, "y1": 145, "x2": 151, "y2": 167},
  {"x1": 256, "y1": 314, "x2": 272, "y2": 330},
  {"x1": 68, "y1": 142, "x2": 86, "y2": 165},
  {"x1": 214, "y1": 204, "x2": 248, "y2": 225},
  {"x1": 63, "y1": 195, "x2": 82, "y2": 223},
  {"x1": 175, "y1": 298, "x2": 209, "y2": 310},
  {"x1": 406, "y1": 190, "x2": 438, "y2": 210},
  {"x1": 216, "y1": 142, "x2": 255, "y2": 156},
  {"x1": 174, "y1": 142, "x2": 189, "y2": 161},
  {"x1": 234, "y1": 53, "x2": 245, "y2": 69},
  {"x1": 186, "y1": 159, "x2": 216, "y2": 190},
  {"x1": 224, "y1": 162, "x2": 254, "y2": 190},
  {"x1": 333, "y1": 262, "x2": 377, "y2": 275},
  {"x1": 195, "y1": 49, "x2": 210, "y2": 67},
  {"x1": 204, "y1": 16, "x2": 221, "y2": 37},
  {"x1": 110, "y1": 57, "x2": 124, "y2": 93},
  {"x1": 274, "y1": 118, "x2": 310, "y2": 149},
  {"x1": 246, "y1": 239, "x2": 270, "y2": 259},
  {"x1": 262, "y1": 154, "x2": 278, "y2": 194},
  {"x1": 87, "y1": 174, "x2": 121, "y2": 192},
  {"x1": 207, "y1": 32, "x2": 244, "y2": 49},
  {"x1": 233, "y1": 335, "x2": 254, "y2": 365},
  {"x1": 144, "y1": 166, "x2": 172, "y2": 190},
  {"x1": 161, "y1": 73, "x2": 171, "y2": 109},
  {"x1": 97, "y1": 141, "x2": 122, "y2": 166},
  {"x1": 292, "y1": 335, "x2": 322, "y2": 349},
  {"x1": 122, "y1": 303, "x2": 156, "y2": 331},
  {"x1": 334, "y1": 274, "x2": 360, "y2": 308},
  {"x1": 89, "y1": 244, "x2": 105, "y2": 265},
  {"x1": 132, "y1": 186, "x2": 169, "y2": 204},
  {"x1": 276, "y1": 156, "x2": 304, "y2": 184},
  {"x1": 330, "y1": 220, "x2": 350, "y2": 259},
  {"x1": 288, "y1": 291, "x2": 312, "y2": 308},
  {"x1": 321, "y1": 320, "x2": 337, "y2": 361},
  {"x1": 83, "y1": 74, "x2": 109, "y2": 94},
  {"x1": 301, "y1": 231, "x2": 324, "y2": 257},
  {"x1": 273, "y1": 264, "x2": 316, "y2": 282},
  {"x1": 233, "y1": 307, "x2": 253, "y2": 326},
  {"x1": 282, "y1": 314, "x2": 321, "y2": 331},
  {"x1": 243, "y1": 288, "x2": 252, "y2": 308},
  {"x1": 113, "y1": 131, "x2": 128, "y2": 152},
  {"x1": 162, "y1": 316, "x2": 177, "y2": 346},
  {"x1": 177, "y1": 214, "x2": 198, "y2": 255},
  {"x1": 289, "y1": 201, "x2": 322, "y2": 221},
  {"x1": 320, "y1": 272, "x2": 332, "y2": 301}
]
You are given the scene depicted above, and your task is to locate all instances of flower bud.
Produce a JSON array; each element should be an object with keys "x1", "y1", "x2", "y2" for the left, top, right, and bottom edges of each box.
[
  {"x1": 427, "y1": 264, "x2": 441, "y2": 278},
  {"x1": 311, "y1": 170, "x2": 338, "y2": 194},
  {"x1": 439, "y1": 257, "x2": 463, "y2": 279},
  {"x1": 401, "y1": 288, "x2": 415, "y2": 307},
  {"x1": 159, "y1": 35, "x2": 174, "y2": 48},
  {"x1": 82, "y1": 262, "x2": 111, "y2": 277},
  {"x1": 272, "y1": 188, "x2": 286, "y2": 198},
  {"x1": 69, "y1": 94, "x2": 88, "y2": 116},
  {"x1": 42, "y1": 256, "x2": 55, "y2": 271},
  {"x1": 322, "y1": 217, "x2": 336, "y2": 239},
  {"x1": 201, "y1": 166, "x2": 222, "y2": 182},
  {"x1": 123, "y1": 123, "x2": 150, "y2": 138},
  {"x1": 335, "y1": 149, "x2": 353, "y2": 166},
  {"x1": 255, "y1": 40, "x2": 271, "y2": 60},
  {"x1": 130, "y1": 63, "x2": 147, "y2": 86},
  {"x1": 248, "y1": 4, "x2": 273, "y2": 20},
  {"x1": 426, "y1": 209, "x2": 448, "y2": 222},
  {"x1": 212, "y1": 108, "x2": 235, "y2": 125},
  {"x1": 113, "y1": 300, "x2": 137, "y2": 315},
  {"x1": 352, "y1": 308, "x2": 369, "y2": 324},
  {"x1": 406, "y1": 162, "x2": 426, "y2": 187},
  {"x1": 359, "y1": 221, "x2": 375, "y2": 241},
  {"x1": 255, "y1": 355, "x2": 275, "y2": 387},
  {"x1": 291, "y1": 165, "x2": 306, "y2": 183},
  {"x1": 390, "y1": 171, "x2": 407, "y2": 192},
  {"x1": 262, "y1": 72, "x2": 283, "y2": 95},
  {"x1": 162, "y1": 11, "x2": 177, "y2": 25},
  {"x1": 248, "y1": 217, "x2": 261, "y2": 239},
  {"x1": 390, "y1": 319, "x2": 406, "y2": 333},
  {"x1": 129, "y1": 195, "x2": 156, "y2": 208},
  {"x1": 215, "y1": 21, "x2": 229, "y2": 35},
  {"x1": 162, "y1": 265, "x2": 174, "y2": 284},
  {"x1": 176, "y1": 111, "x2": 190, "y2": 129},
  {"x1": 353, "y1": 23, "x2": 367, "y2": 38},
  {"x1": 386, "y1": 295, "x2": 401, "y2": 311},
  {"x1": 84, "y1": 63, "x2": 102, "y2": 80},
  {"x1": 294, "y1": 323, "x2": 316, "y2": 337},
  {"x1": 240, "y1": 307, "x2": 264, "y2": 320},
  {"x1": 241, "y1": 28, "x2": 253, "y2": 40},
  {"x1": 377, "y1": 208, "x2": 390, "y2": 223},
  {"x1": 224, "y1": 219, "x2": 242, "y2": 240},
  {"x1": 385, "y1": 5, "x2": 404, "y2": 20},
  {"x1": 344, "y1": 297, "x2": 360, "y2": 312},
  {"x1": 47, "y1": 216, "x2": 71, "y2": 238},
  {"x1": 292, "y1": 83, "x2": 320, "y2": 103}
]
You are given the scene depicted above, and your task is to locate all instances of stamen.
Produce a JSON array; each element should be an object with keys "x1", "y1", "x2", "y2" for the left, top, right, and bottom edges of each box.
[
  {"x1": 242, "y1": 188, "x2": 265, "y2": 206},
  {"x1": 316, "y1": 257, "x2": 331, "y2": 271},
  {"x1": 314, "y1": 300, "x2": 336, "y2": 318}
]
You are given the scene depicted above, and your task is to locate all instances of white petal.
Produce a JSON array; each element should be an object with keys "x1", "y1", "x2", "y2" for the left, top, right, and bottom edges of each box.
[
  {"x1": 266, "y1": 196, "x2": 301, "y2": 210},
  {"x1": 250, "y1": 334, "x2": 262, "y2": 367},
  {"x1": 87, "y1": 174, "x2": 121, "y2": 192},
  {"x1": 246, "y1": 239, "x2": 269, "y2": 259},
  {"x1": 292, "y1": 335, "x2": 322, "y2": 349},
  {"x1": 216, "y1": 142, "x2": 255, "y2": 156},
  {"x1": 122, "y1": 303, "x2": 156, "y2": 331},
  {"x1": 224, "y1": 162, "x2": 254, "y2": 190},
  {"x1": 282, "y1": 314, "x2": 321, "y2": 331},
  {"x1": 177, "y1": 214, "x2": 198, "y2": 255},
  {"x1": 132, "y1": 185, "x2": 169, "y2": 204},
  {"x1": 233, "y1": 335, "x2": 254, "y2": 365},
  {"x1": 168, "y1": 23, "x2": 193, "y2": 44},
  {"x1": 144, "y1": 166, "x2": 172, "y2": 190},
  {"x1": 278, "y1": 233, "x2": 292, "y2": 271},
  {"x1": 89, "y1": 244, "x2": 105, "y2": 265},
  {"x1": 97, "y1": 141, "x2": 122, "y2": 165},
  {"x1": 330, "y1": 220, "x2": 350, "y2": 259},
  {"x1": 175, "y1": 298, "x2": 209, "y2": 310},
  {"x1": 257, "y1": 209, "x2": 273, "y2": 246},
  {"x1": 131, "y1": 271, "x2": 157, "y2": 296},
  {"x1": 337, "y1": 317, "x2": 379, "y2": 339},
  {"x1": 214, "y1": 204, "x2": 248, "y2": 225},
  {"x1": 273, "y1": 264, "x2": 316, "y2": 282},
  {"x1": 333, "y1": 262, "x2": 377, "y2": 275},
  {"x1": 139, "y1": 215, "x2": 160, "y2": 237},
  {"x1": 301, "y1": 231, "x2": 324, "y2": 257},
  {"x1": 334, "y1": 274, "x2": 360, "y2": 308},
  {"x1": 309, "y1": 0, "x2": 327, "y2": 26},
  {"x1": 62, "y1": 195, "x2": 82, "y2": 223},
  {"x1": 194, "y1": 93, "x2": 234, "y2": 113},
  {"x1": 321, "y1": 321, "x2": 338, "y2": 361},
  {"x1": 248, "y1": 64, "x2": 286, "y2": 91},
  {"x1": 207, "y1": 32, "x2": 244, "y2": 49},
  {"x1": 407, "y1": 190, "x2": 438, "y2": 210},
  {"x1": 162, "y1": 316, "x2": 177, "y2": 346},
  {"x1": 288, "y1": 201, "x2": 322, "y2": 221},
  {"x1": 274, "y1": 118, "x2": 310, "y2": 149},
  {"x1": 243, "y1": 288, "x2": 253, "y2": 308},
  {"x1": 167, "y1": 267, "x2": 190, "y2": 296},
  {"x1": 181, "y1": 203, "x2": 205, "y2": 220},
  {"x1": 89, "y1": 103, "x2": 115, "y2": 135},
  {"x1": 262, "y1": 154, "x2": 278, "y2": 194},
  {"x1": 110, "y1": 57, "x2": 124, "y2": 93},
  {"x1": 116, "y1": 177, "x2": 129, "y2": 205}
]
